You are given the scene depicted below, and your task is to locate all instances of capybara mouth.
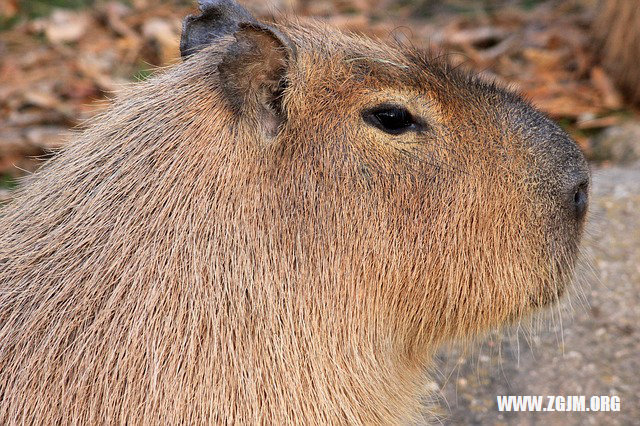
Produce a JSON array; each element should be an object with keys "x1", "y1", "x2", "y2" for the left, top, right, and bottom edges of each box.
[{"x1": 528, "y1": 246, "x2": 581, "y2": 309}]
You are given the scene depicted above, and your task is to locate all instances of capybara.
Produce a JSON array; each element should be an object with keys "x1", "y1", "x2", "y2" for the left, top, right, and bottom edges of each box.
[
  {"x1": 593, "y1": 0, "x2": 640, "y2": 105},
  {"x1": 0, "y1": 0, "x2": 589, "y2": 424}
]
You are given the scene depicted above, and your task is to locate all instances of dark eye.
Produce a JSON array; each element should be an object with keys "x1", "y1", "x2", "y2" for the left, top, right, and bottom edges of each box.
[{"x1": 362, "y1": 104, "x2": 421, "y2": 135}]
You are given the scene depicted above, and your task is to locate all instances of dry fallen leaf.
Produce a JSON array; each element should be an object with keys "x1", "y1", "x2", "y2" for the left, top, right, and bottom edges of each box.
[
  {"x1": 591, "y1": 66, "x2": 624, "y2": 110},
  {"x1": 446, "y1": 26, "x2": 508, "y2": 48},
  {"x1": 142, "y1": 18, "x2": 181, "y2": 65},
  {"x1": 0, "y1": 0, "x2": 18, "y2": 19},
  {"x1": 35, "y1": 10, "x2": 91, "y2": 44},
  {"x1": 0, "y1": 0, "x2": 638, "y2": 177},
  {"x1": 522, "y1": 47, "x2": 569, "y2": 70},
  {"x1": 24, "y1": 126, "x2": 73, "y2": 150},
  {"x1": 576, "y1": 114, "x2": 622, "y2": 130}
]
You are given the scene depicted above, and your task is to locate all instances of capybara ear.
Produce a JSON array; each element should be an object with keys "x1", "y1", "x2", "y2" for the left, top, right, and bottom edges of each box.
[
  {"x1": 218, "y1": 22, "x2": 296, "y2": 137},
  {"x1": 180, "y1": 0, "x2": 257, "y2": 59}
]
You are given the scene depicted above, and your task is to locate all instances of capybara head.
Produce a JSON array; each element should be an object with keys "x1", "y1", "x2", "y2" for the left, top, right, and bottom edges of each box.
[{"x1": 0, "y1": 0, "x2": 589, "y2": 424}]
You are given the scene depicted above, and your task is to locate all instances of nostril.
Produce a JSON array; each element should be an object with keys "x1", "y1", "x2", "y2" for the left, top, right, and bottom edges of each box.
[{"x1": 572, "y1": 182, "x2": 588, "y2": 219}]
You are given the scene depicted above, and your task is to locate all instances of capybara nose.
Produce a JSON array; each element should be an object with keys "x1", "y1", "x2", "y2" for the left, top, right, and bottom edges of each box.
[{"x1": 568, "y1": 176, "x2": 589, "y2": 221}]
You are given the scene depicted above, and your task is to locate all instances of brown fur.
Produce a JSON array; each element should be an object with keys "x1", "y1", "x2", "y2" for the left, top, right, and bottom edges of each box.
[
  {"x1": 0, "y1": 14, "x2": 588, "y2": 425},
  {"x1": 593, "y1": 0, "x2": 640, "y2": 105}
]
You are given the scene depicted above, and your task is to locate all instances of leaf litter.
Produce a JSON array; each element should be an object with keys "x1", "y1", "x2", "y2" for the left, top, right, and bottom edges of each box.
[{"x1": 0, "y1": 0, "x2": 635, "y2": 185}]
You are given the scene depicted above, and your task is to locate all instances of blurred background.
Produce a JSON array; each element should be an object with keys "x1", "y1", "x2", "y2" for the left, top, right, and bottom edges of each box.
[{"x1": 1, "y1": 0, "x2": 638, "y2": 424}]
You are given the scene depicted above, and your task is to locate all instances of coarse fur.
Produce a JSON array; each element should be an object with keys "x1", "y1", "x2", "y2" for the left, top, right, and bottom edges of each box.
[
  {"x1": 0, "y1": 9, "x2": 589, "y2": 426},
  {"x1": 593, "y1": 0, "x2": 640, "y2": 105}
]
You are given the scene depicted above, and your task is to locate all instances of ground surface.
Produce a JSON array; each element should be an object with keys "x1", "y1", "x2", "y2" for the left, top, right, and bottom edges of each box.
[{"x1": 435, "y1": 162, "x2": 640, "y2": 425}]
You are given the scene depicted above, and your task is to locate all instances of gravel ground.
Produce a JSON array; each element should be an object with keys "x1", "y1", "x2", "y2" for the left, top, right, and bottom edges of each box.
[{"x1": 434, "y1": 162, "x2": 640, "y2": 425}]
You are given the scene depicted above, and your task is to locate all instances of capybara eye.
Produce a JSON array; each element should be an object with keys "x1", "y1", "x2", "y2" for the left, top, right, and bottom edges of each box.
[
  {"x1": 362, "y1": 104, "x2": 420, "y2": 135},
  {"x1": 573, "y1": 181, "x2": 589, "y2": 220}
]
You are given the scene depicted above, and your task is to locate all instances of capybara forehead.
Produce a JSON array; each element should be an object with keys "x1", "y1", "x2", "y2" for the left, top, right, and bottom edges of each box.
[{"x1": 280, "y1": 22, "x2": 526, "y2": 114}]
